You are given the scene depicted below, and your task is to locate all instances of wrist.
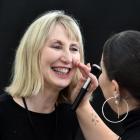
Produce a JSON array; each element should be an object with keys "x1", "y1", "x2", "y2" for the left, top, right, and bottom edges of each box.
[{"x1": 76, "y1": 100, "x2": 91, "y2": 113}]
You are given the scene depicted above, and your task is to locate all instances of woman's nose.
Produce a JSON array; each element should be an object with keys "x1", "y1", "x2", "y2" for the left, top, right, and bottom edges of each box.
[{"x1": 60, "y1": 50, "x2": 72, "y2": 63}]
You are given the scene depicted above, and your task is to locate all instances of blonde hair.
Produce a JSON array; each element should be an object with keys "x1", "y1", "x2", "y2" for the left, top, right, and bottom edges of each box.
[{"x1": 6, "y1": 10, "x2": 84, "y2": 103}]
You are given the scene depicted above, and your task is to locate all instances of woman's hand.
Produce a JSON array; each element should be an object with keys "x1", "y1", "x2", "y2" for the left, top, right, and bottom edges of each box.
[{"x1": 71, "y1": 61, "x2": 99, "y2": 108}]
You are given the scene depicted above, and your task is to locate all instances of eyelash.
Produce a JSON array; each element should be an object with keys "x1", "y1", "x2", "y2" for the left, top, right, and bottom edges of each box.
[
  {"x1": 51, "y1": 45, "x2": 79, "y2": 52},
  {"x1": 70, "y1": 47, "x2": 79, "y2": 52},
  {"x1": 51, "y1": 45, "x2": 61, "y2": 49}
]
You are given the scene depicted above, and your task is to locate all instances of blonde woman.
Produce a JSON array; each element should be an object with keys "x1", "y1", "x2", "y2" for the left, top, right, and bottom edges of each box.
[{"x1": 0, "y1": 10, "x2": 97, "y2": 140}]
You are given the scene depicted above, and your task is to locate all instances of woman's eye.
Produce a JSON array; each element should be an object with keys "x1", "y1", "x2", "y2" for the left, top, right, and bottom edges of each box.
[
  {"x1": 70, "y1": 46, "x2": 79, "y2": 52},
  {"x1": 51, "y1": 45, "x2": 61, "y2": 49}
]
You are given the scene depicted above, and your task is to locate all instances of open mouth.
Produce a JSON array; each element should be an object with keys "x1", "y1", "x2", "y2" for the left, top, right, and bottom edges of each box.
[{"x1": 51, "y1": 67, "x2": 71, "y2": 75}]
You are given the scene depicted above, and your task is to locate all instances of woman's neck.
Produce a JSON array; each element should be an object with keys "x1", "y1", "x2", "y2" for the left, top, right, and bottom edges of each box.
[
  {"x1": 118, "y1": 96, "x2": 139, "y2": 115},
  {"x1": 14, "y1": 88, "x2": 60, "y2": 114}
]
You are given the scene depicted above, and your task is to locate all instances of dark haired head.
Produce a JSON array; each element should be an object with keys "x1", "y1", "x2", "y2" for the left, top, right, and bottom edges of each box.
[{"x1": 103, "y1": 30, "x2": 140, "y2": 101}]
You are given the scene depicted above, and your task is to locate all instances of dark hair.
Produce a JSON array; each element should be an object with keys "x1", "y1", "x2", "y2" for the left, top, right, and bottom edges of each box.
[{"x1": 103, "y1": 30, "x2": 140, "y2": 100}]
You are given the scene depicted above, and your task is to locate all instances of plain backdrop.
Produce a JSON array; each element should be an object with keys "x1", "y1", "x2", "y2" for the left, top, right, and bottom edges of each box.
[{"x1": 0, "y1": 0, "x2": 140, "y2": 135}]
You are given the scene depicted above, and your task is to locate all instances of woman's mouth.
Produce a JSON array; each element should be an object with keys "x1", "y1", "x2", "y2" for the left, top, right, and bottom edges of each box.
[{"x1": 51, "y1": 67, "x2": 71, "y2": 75}]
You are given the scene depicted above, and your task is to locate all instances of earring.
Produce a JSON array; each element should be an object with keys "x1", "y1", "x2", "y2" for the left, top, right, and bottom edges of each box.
[
  {"x1": 114, "y1": 93, "x2": 120, "y2": 119},
  {"x1": 102, "y1": 94, "x2": 129, "y2": 123}
]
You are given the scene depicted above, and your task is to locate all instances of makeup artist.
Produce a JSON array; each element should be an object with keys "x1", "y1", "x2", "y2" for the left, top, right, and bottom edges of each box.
[{"x1": 76, "y1": 30, "x2": 140, "y2": 140}]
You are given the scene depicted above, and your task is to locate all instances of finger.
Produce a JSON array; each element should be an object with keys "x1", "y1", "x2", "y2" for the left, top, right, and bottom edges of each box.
[
  {"x1": 87, "y1": 63, "x2": 91, "y2": 69},
  {"x1": 77, "y1": 63, "x2": 91, "y2": 78},
  {"x1": 73, "y1": 60, "x2": 91, "y2": 77}
]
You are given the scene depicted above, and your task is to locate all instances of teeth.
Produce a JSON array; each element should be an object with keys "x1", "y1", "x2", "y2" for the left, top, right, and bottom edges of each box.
[{"x1": 52, "y1": 67, "x2": 69, "y2": 74}]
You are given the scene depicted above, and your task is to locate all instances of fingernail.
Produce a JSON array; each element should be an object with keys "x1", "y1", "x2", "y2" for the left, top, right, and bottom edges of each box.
[{"x1": 87, "y1": 63, "x2": 90, "y2": 66}]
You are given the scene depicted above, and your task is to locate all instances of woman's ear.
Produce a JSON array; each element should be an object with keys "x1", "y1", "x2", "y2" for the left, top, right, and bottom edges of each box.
[{"x1": 111, "y1": 80, "x2": 120, "y2": 94}]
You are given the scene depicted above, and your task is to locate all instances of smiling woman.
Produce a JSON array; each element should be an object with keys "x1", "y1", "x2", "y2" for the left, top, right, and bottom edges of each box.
[
  {"x1": 6, "y1": 11, "x2": 84, "y2": 102},
  {"x1": 40, "y1": 24, "x2": 81, "y2": 91},
  {"x1": 0, "y1": 10, "x2": 98, "y2": 140}
]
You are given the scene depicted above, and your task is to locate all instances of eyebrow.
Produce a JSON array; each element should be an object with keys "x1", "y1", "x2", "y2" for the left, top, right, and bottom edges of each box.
[
  {"x1": 50, "y1": 39, "x2": 80, "y2": 47},
  {"x1": 52, "y1": 40, "x2": 63, "y2": 45}
]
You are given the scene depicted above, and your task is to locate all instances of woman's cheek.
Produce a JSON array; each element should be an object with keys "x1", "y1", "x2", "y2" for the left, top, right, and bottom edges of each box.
[{"x1": 73, "y1": 54, "x2": 81, "y2": 62}]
